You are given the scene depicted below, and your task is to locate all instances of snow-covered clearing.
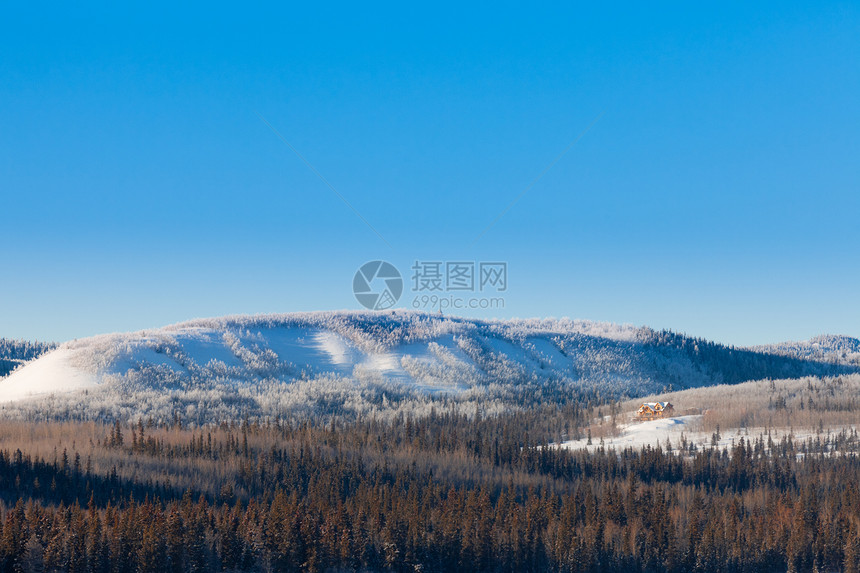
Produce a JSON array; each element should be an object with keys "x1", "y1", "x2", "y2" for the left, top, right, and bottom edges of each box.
[{"x1": 558, "y1": 415, "x2": 846, "y2": 453}]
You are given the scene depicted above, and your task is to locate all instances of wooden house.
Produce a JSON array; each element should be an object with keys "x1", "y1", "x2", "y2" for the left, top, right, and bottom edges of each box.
[{"x1": 636, "y1": 401, "x2": 674, "y2": 420}]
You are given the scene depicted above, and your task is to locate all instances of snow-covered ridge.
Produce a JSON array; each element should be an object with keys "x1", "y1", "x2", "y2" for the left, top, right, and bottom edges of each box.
[
  {"x1": 0, "y1": 311, "x2": 854, "y2": 423},
  {"x1": 751, "y1": 334, "x2": 860, "y2": 366},
  {"x1": 153, "y1": 311, "x2": 643, "y2": 347}
]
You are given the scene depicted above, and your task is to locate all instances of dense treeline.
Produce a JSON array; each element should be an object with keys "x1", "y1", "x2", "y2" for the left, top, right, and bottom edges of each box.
[
  {"x1": 0, "y1": 409, "x2": 856, "y2": 571},
  {"x1": 0, "y1": 340, "x2": 56, "y2": 363}
]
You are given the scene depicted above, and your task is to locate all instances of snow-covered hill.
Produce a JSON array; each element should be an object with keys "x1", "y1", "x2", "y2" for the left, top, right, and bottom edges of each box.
[
  {"x1": 0, "y1": 339, "x2": 56, "y2": 377},
  {"x1": 0, "y1": 311, "x2": 854, "y2": 423}
]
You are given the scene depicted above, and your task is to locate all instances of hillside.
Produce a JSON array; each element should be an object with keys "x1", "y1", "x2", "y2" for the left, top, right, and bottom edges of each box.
[
  {"x1": 558, "y1": 372, "x2": 860, "y2": 453},
  {"x1": 0, "y1": 311, "x2": 854, "y2": 423},
  {"x1": 0, "y1": 338, "x2": 57, "y2": 377}
]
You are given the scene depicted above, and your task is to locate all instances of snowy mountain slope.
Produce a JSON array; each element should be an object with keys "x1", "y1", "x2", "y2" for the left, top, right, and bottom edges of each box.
[
  {"x1": 0, "y1": 339, "x2": 57, "y2": 377},
  {"x1": 0, "y1": 311, "x2": 854, "y2": 423},
  {"x1": 751, "y1": 335, "x2": 860, "y2": 366},
  {"x1": 0, "y1": 348, "x2": 98, "y2": 401}
]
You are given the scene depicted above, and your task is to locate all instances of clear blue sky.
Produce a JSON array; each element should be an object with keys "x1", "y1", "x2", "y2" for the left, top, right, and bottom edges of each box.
[{"x1": 1, "y1": 2, "x2": 858, "y2": 346}]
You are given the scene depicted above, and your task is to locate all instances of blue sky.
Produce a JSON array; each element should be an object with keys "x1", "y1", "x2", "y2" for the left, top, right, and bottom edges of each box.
[{"x1": 1, "y1": 2, "x2": 858, "y2": 345}]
